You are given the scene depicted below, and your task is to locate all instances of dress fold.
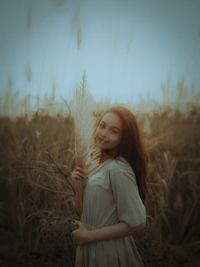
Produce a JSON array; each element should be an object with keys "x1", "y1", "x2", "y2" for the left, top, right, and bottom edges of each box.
[{"x1": 75, "y1": 156, "x2": 145, "y2": 267}]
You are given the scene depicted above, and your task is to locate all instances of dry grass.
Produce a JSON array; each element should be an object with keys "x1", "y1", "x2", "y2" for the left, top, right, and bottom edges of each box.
[
  {"x1": 0, "y1": 84, "x2": 200, "y2": 266},
  {"x1": 0, "y1": 113, "x2": 77, "y2": 266},
  {"x1": 140, "y1": 107, "x2": 200, "y2": 267}
]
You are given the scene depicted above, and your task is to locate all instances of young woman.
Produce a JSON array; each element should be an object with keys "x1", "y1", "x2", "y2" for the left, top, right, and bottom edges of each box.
[{"x1": 71, "y1": 105, "x2": 148, "y2": 267}]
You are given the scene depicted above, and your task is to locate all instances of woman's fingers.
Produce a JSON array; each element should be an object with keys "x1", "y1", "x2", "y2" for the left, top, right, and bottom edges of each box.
[
  {"x1": 73, "y1": 171, "x2": 87, "y2": 180},
  {"x1": 75, "y1": 167, "x2": 87, "y2": 175},
  {"x1": 71, "y1": 166, "x2": 87, "y2": 189},
  {"x1": 72, "y1": 166, "x2": 87, "y2": 179},
  {"x1": 74, "y1": 220, "x2": 82, "y2": 227}
]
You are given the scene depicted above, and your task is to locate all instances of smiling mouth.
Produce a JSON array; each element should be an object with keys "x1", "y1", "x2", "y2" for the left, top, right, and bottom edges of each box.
[{"x1": 98, "y1": 137, "x2": 108, "y2": 144}]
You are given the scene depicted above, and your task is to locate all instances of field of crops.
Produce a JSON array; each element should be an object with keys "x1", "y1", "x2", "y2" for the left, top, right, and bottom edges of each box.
[{"x1": 0, "y1": 87, "x2": 200, "y2": 267}]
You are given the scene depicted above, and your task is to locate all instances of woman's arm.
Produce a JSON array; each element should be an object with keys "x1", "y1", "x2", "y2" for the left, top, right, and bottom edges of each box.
[
  {"x1": 72, "y1": 220, "x2": 146, "y2": 245},
  {"x1": 89, "y1": 221, "x2": 146, "y2": 243},
  {"x1": 71, "y1": 167, "x2": 87, "y2": 216},
  {"x1": 74, "y1": 185, "x2": 83, "y2": 216}
]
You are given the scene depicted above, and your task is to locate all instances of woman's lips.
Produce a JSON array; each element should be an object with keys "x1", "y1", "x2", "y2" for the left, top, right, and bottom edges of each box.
[{"x1": 98, "y1": 137, "x2": 108, "y2": 144}]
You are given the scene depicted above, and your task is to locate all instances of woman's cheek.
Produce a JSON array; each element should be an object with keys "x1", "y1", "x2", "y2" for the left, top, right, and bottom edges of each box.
[
  {"x1": 94, "y1": 129, "x2": 99, "y2": 139},
  {"x1": 114, "y1": 135, "x2": 122, "y2": 145}
]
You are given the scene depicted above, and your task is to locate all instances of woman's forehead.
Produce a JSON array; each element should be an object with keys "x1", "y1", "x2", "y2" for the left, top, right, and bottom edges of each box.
[{"x1": 101, "y1": 112, "x2": 122, "y2": 128}]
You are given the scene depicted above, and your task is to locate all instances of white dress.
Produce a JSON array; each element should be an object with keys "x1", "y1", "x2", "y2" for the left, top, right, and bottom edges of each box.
[{"x1": 75, "y1": 156, "x2": 146, "y2": 267}]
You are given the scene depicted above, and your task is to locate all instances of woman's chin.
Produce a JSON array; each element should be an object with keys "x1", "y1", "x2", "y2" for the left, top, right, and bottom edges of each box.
[
  {"x1": 102, "y1": 148, "x2": 118, "y2": 155},
  {"x1": 95, "y1": 143, "x2": 116, "y2": 155},
  {"x1": 96, "y1": 142, "x2": 108, "y2": 149}
]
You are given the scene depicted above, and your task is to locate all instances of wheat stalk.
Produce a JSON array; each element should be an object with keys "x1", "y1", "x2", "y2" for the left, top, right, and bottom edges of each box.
[
  {"x1": 69, "y1": 75, "x2": 102, "y2": 216},
  {"x1": 70, "y1": 75, "x2": 100, "y2": 175}
]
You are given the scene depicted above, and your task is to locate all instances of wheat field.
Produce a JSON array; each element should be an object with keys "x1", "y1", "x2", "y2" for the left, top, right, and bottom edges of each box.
[{"x1": 0, "y1": 84, "x2": 200, "y2": 267}]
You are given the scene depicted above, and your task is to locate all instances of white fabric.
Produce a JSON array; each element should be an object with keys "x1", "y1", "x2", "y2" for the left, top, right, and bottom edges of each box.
[{"x1": 75, "y1": 156, "x2": 146, "y2": 267}]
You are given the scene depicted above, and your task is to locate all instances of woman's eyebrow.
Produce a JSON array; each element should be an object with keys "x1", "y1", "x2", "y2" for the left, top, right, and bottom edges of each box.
[{"x1": 100, "y1": 120, "x2": 120, "y2": 131}]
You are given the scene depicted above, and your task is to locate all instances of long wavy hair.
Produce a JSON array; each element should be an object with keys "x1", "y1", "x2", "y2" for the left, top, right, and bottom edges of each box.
[{"x1": 94, "y1": 106, "x2": 148, "y2": 204}]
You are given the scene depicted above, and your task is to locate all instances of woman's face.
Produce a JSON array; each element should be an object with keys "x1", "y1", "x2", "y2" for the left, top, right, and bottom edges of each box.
[{"x1": 94, "y1": 112, "x2": 123, "y2": 152}]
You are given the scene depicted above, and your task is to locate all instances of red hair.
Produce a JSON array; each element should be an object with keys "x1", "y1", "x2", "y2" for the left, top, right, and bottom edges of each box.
[{"x1": 95, "y1": 106, "x2": 148, "y2": 204}]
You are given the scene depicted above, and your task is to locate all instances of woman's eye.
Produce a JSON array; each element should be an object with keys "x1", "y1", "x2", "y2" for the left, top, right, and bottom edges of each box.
[{"x1": 110, "y1": 130, "x2": 118, "y2": 134}]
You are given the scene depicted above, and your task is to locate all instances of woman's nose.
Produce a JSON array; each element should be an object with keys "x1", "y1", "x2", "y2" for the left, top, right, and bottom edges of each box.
[{"x1": 100, "y1": 129, "x2": 107, "y2": 137}]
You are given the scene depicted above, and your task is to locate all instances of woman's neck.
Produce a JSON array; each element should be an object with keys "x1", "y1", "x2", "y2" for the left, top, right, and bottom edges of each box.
[{"x1": 100, "y1": 149, "x2": 119, "y2": 163}]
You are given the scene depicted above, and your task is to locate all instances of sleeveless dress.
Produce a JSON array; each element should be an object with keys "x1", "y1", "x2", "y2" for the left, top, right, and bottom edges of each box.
[{"x1": 75, "y1": 156, "x2": 146, "y2": 267}]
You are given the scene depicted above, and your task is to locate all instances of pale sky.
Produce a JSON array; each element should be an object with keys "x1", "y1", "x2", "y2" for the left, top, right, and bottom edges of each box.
[{"x1": 0, "y1": 0, "x2": 200, "y2": 104}]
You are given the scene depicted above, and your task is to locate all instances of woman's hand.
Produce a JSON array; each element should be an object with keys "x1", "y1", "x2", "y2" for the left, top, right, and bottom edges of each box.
[
  {"x1": 71, "y1": 166, "x2": 87, "y2": 189},
  {"x1": 71, "y1": 220, "x2": 91, "y2": 245}
]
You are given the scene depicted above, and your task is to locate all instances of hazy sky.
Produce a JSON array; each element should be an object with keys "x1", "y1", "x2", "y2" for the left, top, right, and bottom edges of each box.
[{"x1": 0, "y1": 0, "x2": 200, "y2": 104}]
